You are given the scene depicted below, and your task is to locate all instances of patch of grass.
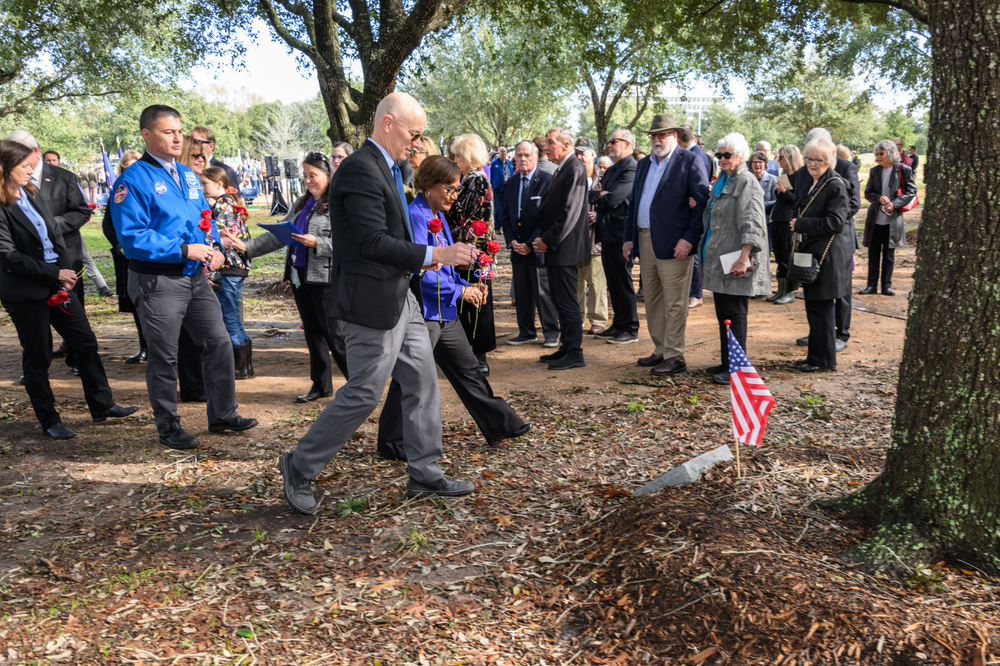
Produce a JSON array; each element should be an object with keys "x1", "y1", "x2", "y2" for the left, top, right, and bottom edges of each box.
[
  {"x1": 625, "y1": 399, "x2": 645, "y2": 413},
  {"x1": 251, "y1": 527, "x2": 268, "y2": 542},
  {"x1": 337, "y1": 493, "x2": 365, "y2": 518}
]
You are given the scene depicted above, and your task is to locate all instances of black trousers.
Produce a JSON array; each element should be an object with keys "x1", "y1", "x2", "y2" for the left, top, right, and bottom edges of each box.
[
  {"x1": 458, "y1": 278, "x2": 496, "y2": 354},
  {"x1": 511, "y1": 261, "x2": 559, "y2": 340},
  {"x1": 132, "y1": 311, "x2": 147, "y2": 351},
  {"x1": 377, "y1": 318, "x2": 524, "y2": 457},
  {"x1": 805, "y1": 299, "x2": 837, "y2": 369},
  {"x1": 62, "y1": 276, "x2": 87, "y2": 369},
  {"x1": 771, "y1": 218, "x2": 792, "y2": 279},
  {"x1": 713, "y1": 292, "x2": 748, "y2": 368},
  {"x1": 601, "y1": 244, "x2": 639, "y2": 334},
  {"x1": 4, "y1": 292, "x2": 114, "y2": 428},
  {"x1": 836, "y1": 294, "x2": 851, "y2": 342},
  {"x1": 292, "y1": 272, "x2": 349, "y2": 394},
  {"x1": 177, "y1": 326, "x2": 205, "y2": 400},
  {"x1": 866, "y1": 225, "x2": 895, "y2": 288},
  {"x1": 547, "y1": 265, "x2": 583, "y2": 357}
]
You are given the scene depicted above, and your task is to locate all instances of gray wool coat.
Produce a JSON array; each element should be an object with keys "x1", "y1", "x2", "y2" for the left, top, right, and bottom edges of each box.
[
  {"x1": 700, "y1": 165, "x2": 771, "y2": 297},
  {"x1": 244, "y1": 205, "x2": 333, "y2": 285}
]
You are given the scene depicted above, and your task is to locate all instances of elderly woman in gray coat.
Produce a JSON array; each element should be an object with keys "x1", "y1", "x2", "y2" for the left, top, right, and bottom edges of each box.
[
  {"x1": 861, "y1": 139, "x2": 916, "y2": 296},
  {"x1": 699, "y1": 133, "x2": 770, "y2": 385},
  {"x1": 226, "y1": 152, "x2": 348, "y2": 404}
]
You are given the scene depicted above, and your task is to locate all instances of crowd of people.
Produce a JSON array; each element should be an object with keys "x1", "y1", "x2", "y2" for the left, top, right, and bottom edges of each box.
[{"x1": 0, "y1": 92, "x2": 919, "y2": 510}]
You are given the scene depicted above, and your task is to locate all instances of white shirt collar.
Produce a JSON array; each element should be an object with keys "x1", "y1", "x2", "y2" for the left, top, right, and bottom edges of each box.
[
  {"x1": 147, "y1": 151, "x2": 176, "y2": 169},
  {"x1": 519, "y1": 167, "x2": 537, "y2": 182},
  {"x1": 30, "y1": 160, "x2": 43, "y2": 187}
]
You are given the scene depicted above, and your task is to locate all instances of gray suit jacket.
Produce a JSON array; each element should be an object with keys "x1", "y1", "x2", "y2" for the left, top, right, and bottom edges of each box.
[{"x1": 245, "y1": 204, "x2": 333, "y2": 285}]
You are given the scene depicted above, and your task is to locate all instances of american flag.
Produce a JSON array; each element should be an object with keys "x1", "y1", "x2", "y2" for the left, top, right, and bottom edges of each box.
[{"x1": 728, "y1": 329, "x2": 776, "y2": 447}]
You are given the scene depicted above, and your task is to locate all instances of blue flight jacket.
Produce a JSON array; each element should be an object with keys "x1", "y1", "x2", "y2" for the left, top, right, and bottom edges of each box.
[{"x1": 109, "y1": 153, "x2": 219, "y2": 275}]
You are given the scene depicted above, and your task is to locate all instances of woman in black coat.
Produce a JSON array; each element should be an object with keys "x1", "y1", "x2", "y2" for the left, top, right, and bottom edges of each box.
[
  {"x1": 861, "y1": 139, "x2": 917, "y2": 296},
  {"x1": 0, "y1": 140, "x2": 136, "y2": 439},
  {"x1": 789, "y1": 138, "x2": 852, "y2": 372},
  {"x1": 767, "y1": 144, "x2": 803, "y2": 305}
]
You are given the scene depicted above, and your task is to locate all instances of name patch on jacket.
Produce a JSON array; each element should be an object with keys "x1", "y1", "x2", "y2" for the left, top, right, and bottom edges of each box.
[
  {"x1": 184, "y1": 172, "x2": 202, "y2": 200},
  {"x1": 154, "y1": 181, "x2": 168, "y2": 196},
  {"x1": 113, "y1": 184, "x2": 128, "y2": 203}
]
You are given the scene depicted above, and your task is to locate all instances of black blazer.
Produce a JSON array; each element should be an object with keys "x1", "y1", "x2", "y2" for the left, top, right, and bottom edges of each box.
[
  {"x1": 0, "y1": 191, "x2": 72, "y2": 303},
  {"x1": 771, "y1": 170, "x2": 798, "y2": 223},
  {"x1": 589, "y1": 155, "x2": 636, "y2": 246},
  {"x1": 210, "y1": 157, "x2": 241, "y2": 193},
  {"x1": 326, "y1": 140, "x2": 428, "y2": 330},
  {"x1": 535, "y1": 156, "x2": 591, "y2": 267},
  {"x1": 794, "y1": 157, "x2": 860, "y2": 249},
  {"x1": 35, "y1": 163, "x2": 91, "y2": 269},
  {"x1": 500, "y1": 168, "x2": 552, "y2": 266},
  {"x1": 689, "y1": 143, "x2": 716, "y2": 182},
  {"x1": 792, "y1": 169, "x2": 853, "y2": 301}
]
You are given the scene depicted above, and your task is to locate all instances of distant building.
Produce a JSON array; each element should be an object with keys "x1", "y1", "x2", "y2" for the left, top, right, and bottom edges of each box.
[{"x1": 664, "y1": 95, "x2": 724, "y2": 134}]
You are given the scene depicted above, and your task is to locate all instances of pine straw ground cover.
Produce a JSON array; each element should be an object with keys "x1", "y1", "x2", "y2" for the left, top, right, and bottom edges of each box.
[{"x1": 0, "y1": 365, "x2": 997, "y2": 665}]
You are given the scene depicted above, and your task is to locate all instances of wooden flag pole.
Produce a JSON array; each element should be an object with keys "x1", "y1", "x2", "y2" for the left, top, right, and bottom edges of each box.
[{"x1": 725, "y1": 319, "x2": 742, "y2": 478}]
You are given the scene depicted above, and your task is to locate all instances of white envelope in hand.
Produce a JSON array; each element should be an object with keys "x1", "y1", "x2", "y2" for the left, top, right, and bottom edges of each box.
[{"x1": 719, "y1": 250, "x2": 743, "y2": 274}]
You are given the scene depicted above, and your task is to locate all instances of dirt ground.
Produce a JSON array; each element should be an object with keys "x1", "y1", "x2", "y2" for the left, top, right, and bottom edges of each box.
[{"x1": 3, "y1": 223, "x2": 997, "y2": 665}]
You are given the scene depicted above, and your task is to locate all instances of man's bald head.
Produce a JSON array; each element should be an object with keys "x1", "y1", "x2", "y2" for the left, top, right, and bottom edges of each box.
[{"x1": 372, "y1": 92, "x2": 427, "y2": 161}]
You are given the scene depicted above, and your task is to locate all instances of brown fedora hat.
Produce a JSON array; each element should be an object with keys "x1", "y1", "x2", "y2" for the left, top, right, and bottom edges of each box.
[{"x1": 641, "y1": 113, "x2": 682, "y2": 135}]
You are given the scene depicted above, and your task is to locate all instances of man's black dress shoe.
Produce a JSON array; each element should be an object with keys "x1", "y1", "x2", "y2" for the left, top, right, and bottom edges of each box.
[
  {"x1": 882, "y1": 286, "x2": 896, "y2": 296},
  {"x1": 799, "y1": 363, "x2": 835, "y2": 373},
  {"x1": 710, "y1": 372, "x2": 729, "y2": 385},
  {"x1": 377, "y1": 444, "x2": 407, "y2": 462},
  {"x1": 159, "y1": 420, "x2": 200, "y2": 450},
  {"x1": 705, "y1": 364, "x2": 727, "y2": 375},
  {"x1": 17, "y1": 375, "x2": 24, "y2": 385},
  {"x1": 487, "y1": 422, "x2": 533, "y2": 447},
  {"x1": 405, "y1": 476, "x2": 475, "y2": 499},
  {"x1": 476, "y1": 354, "x2": 490, "y2": 377},
  {"x1": 796, "y1": 336, "x2": 809, "y2": 346},
  {"x1": 859, "y1": 286, "x2": 878, "y2": 295},
  {"x1": 297, "y1": 389, "x2": 330, "y2": 403},
  {"x1": 44, "y1": 423, "x2": 76, "y2": 439},
  {"x1": 93, "y1": 404, "x2": 139, "y2": 423},
  {"x1": 540, "y1": 349, "x2": 566, "y2": 362},
  {"x1": 637, "y1": 354, "x2": 664, "y2": 367},
  {"x1": 125, "y1": 349, "x2": 147, "y2": 364},
  {"x1": 593, "y1": 326, "x2": 621, "y2": 340},
  {"x1": 279, "y1": 454, "x2": 317, "y2": 514},
  {"x1": 208, "y1": 415, "x2": 259, "y2": 433},
  {"x1": 52, "y1": 341, "x2": 69, "y2": 358},
  {"x1": 549, "y1": 355, "x2": 586, "y2": 370},
  {"x1": 651, "y1": 357, "x2": 687, "y2": 376}
]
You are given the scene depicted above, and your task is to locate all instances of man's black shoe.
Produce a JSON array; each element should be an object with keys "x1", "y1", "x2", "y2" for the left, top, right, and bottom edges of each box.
[
  {"x1": 540, "y1": 349, "x2": 566, "y2": 362},
  {"x1": 859, "y1": 286, "x2": 877, "y2": 295},
  {"x1": 486, "y1": 422, "x2": 533, "y2": 447},
  {"x1": 44, "y1": 423, "x2": 75, "y2": 439},
  {"x1": 405, "y1": 476, "x2": 475, "y2": 499},
  {"x1": 637, "y1": 354, "x2": 663, "y2": 367},
  {"x1": 593, "y1": 326, "x2": 621, "y2": 339},
  {"x1": 795, "y1": 336, "x2": 809, "y2": 347},
  {"x1": 607, "y1": 332, "x2": 638, "y2": 344},
  {"x1": 52, "y1": 341, "x2": 69, "y2": 358},
  {"x1": 279, "y1": 454, "x2": 317, "y2": 514},
  {"x1": 377, "y1": 444, "x2": 407, "y2": 462},
  {"x1": 799, "y1": 363, "x2": 835, "y2": 373},
  {"x1": 297, "y1": 389, "x2": 330, "y2": 403},
  {"x1": 93, "y1": 404, "x2": 139, "y2": 423},
  {"x1": 710, "y1": 372, "x2": 729, "y2": 385},
  {"x1": 882, "y1": 286, "x2": 896, "y2": 296},
  {"x1": 124, "y1": 348, "x2": 147, "y2": 364},
  {"x1": 476, "y1": 354, "x2": 490, "y2": 377},
  {"x1": 17, "y1": 375, "x2": 24, "y2": 385},
  {"x1": 71, "y1": 366, "x2": 80, "y2": 377},
  {"x1": 208, "y1": 415, "x2": 259, "y2": 433},
  {"x1": 159, "y1": 421, "x2": 199, "y2": 450},
  {"x1": 549, "y1": 355, "x2": 586, "y2": 370},
  {"x1": 651, "y1": 357, "x2": 687, "y2": 376},
  {"x1": 705, "y1": 364, "x2": 727, "y2": 375}
]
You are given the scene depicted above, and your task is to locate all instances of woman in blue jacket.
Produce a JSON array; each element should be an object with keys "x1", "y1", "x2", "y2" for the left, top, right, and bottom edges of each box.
[{"x1": 376, "y1": 156, "x2": 530, "y2": 461}]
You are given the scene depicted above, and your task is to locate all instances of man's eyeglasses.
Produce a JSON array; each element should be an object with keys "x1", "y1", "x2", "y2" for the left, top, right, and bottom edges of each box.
[
  {"x1": 606, "y1": 138, "x2": 629, "y2": 145},
  {"x1": 804, "y1": 157, "x2": 826, "y2": 165},
  {"x1": 390, "y1": 116, "x2": 424, "y2": 142}
]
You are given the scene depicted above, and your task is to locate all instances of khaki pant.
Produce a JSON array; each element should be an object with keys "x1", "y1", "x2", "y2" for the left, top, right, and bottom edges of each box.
[
  {"x1": 638, "y1": 229, "x2": 693, "y2": 360},
  {"x1": 576, "y1": 258, "x2": 608, "y2": 328}
]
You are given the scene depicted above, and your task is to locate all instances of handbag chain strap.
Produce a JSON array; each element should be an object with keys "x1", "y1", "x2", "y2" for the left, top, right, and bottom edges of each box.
[{"x1": 792, "y1": 173, "x2": 840, "y2": 264}]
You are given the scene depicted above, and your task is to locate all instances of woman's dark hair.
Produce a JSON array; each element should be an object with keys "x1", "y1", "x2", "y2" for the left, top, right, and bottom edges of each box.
[
  {"x1": 750, "y1": 150, "x2": 769, "y2": 165},
  {"x1": 0, "y1": 139, "x2": 36, "y2": 205},
  {"x1": 293, "y1": 152, "x2": 333, "y2": 215},
  {"x1": 414, "y1": 155, "x2": 461, "y2": 192},
  {"x1": 331, "y1": 142, "x2": 354, "y2": 155}
]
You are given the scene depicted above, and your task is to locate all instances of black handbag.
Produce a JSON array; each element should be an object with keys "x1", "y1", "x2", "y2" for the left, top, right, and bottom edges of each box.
[{"x1": 786, "y1": 175, "x2": 836, "y2": 285}]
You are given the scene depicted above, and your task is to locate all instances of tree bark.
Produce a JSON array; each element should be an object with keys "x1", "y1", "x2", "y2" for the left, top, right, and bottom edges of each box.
[{"x1": 827, "y1": 0, "x2": 1000, "y2": 572}]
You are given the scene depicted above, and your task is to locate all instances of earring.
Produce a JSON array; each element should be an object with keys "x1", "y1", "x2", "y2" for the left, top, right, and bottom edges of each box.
[{"x1": 424, "y1": 190, "x2": 430, "y2": 197}]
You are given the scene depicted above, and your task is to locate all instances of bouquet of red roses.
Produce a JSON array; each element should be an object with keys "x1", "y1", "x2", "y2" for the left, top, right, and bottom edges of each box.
[
  {"x1": 47, "y1": 289, "x2": 71, "y2": 314},
  {"x1": 199, "y1": 209, "x2": 221, "y2": 287},
  {"x1": 427, "y1": 217, "x2": 447, "y2": 317},
  {"x1": 468, "y1": 238, "x2": 502, "y2": 335}
]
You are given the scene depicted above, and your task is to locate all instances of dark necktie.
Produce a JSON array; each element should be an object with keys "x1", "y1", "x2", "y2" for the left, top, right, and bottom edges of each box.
[
  {"x1": 390, "y1": 163, "x2": 414, "y2": 242},
  {"x1": 519, "y1": 176, "x2": 528, "y2": 219}
]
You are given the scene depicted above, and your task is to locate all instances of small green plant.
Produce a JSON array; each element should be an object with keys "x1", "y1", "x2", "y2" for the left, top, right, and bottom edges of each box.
[
  {"x1": 796, "y1": 392, "x2": 832, "y2": 421},
  {"x1": 337, "y1": 493, "x2": 365, "y2": 518},
  {"x1": 398, "y1": 527, "x2": 432, "y2": 552},
  {"x1": 686, "y1": 395, "x2": 700, "y2": 405},
  {"x1": 251, "y1": 527, "x2": 268, "y2": 543},
  {"x1": 186, "y1": 497, "x2": 207, "y2": 510},
  {"x1": 911, "y1": 564, "x2": 950, "y2": 593},
  {"x1": 625, "y1": 400, "x2": 645, "y2": 413}
]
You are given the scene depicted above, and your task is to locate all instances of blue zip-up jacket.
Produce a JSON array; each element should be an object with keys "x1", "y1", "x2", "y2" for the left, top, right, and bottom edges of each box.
[
  {"x1": 410, "y1": 194, "x2": 469, "y2": 322},
  {"x1": 108, "y1": 152, "x2": 219, "y2": 275}
]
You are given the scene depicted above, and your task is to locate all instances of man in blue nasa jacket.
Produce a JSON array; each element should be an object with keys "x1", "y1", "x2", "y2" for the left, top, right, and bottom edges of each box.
[{"x1": 110, "y1": 105, "x2": 257, "y2": 450}]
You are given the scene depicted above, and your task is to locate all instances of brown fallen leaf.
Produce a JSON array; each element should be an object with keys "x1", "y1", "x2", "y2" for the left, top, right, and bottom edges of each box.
[{"x1": 688, "y1": 647, "x2": 717, "y2": 664}]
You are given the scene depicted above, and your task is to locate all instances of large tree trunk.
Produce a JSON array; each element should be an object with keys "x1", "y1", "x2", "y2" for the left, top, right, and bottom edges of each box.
[{"x1": 828, "y1": 0, "x2": 1000, "y2": 572}]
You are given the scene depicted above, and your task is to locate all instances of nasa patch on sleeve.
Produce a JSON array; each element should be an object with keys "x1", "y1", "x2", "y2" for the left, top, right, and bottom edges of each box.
[{"x1": 113, "y1": 183, "x2": 128, "y2": 204}]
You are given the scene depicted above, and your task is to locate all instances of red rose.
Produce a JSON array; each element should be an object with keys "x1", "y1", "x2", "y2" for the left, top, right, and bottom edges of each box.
[
  {"x1": 200, "y1": 209, "x2": 212, "y2": 219},
  {"x1": 198, "y1": 217, "x2": 212, "y2": 232},
  {"x1": 232, "y1": 206, "x2": 247, "y2": 217},
  {"x1": 427, "y1": 218, "x2": 444, "y2": 234},
  {"x1": 47, "y1": 290, "x2": 69, "y2": 306},
  {"x1": 470, "y1": 219, "x2": 489, "y2": 237},
  {"x1": 87, "y1": 202, "x2": 97, "y2": 209},
  {"x1": 479, "y1": 255, "x2": 494, "y2": 267},
  {"x1": 485, "y1": 240, "x2": 501, "y2": 254}
]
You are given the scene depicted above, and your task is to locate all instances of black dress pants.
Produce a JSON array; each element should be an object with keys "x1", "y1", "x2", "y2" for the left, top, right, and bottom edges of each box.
[
  {"x1": 177, "y1": 326, "x2": 205, "y2": 401},
  {"x1": 601, "y1": 244, "x2": 639, "y2": 335},
  {"x1": 771, "y1": 218, "x2": 792, "y2": 279},
  {"x1": 4, "y1": 292, "x2": 114, "y2": 428},
  {"x1": 836, "y1": 294, "x2": 852, "y2": 342},
  {"x1": 458, "y1": 278, "x2": 496, "y2": 354},
  {"x1": 713, "y1": 291, "x2": 748, "y2": 368},
  {"x1": 547, "y1": 265, "x2": 583, "y2": 357},
  {"x1": 804, "y1": 298, "x2": 837, "y2": 369},
  {"x1": 866, "y1": 225, "x2": 895, "y2": 288},
  {"x1": 292, "y1": 271, "x2": 349, "y2": 394},
  {"x1": 511, "y1": 261, "x2": 560, "y2": 340},
  {"x1": 377, "y1": 318, "x2": 524, "y2": 458}
]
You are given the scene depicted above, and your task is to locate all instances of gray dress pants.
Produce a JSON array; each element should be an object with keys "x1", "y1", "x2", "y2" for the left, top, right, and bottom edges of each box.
[
  {"x1": 291, "y1": 290, "x2": 444, "y2": 485},
  {"x1": 128, "y1": 270, "x2": 238, "y2": 432}
]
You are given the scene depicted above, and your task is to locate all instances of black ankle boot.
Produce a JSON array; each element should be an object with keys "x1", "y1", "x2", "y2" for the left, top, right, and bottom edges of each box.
[{"x1": 234, "y1": 342, "x2": 251, "y2": 380}]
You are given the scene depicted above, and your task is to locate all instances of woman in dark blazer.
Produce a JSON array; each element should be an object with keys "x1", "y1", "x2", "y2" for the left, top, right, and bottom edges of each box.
[
  {"x1": 377, "y1": 156, "x2": 530, "y2": 460},
  {"x1": 0, "y1": 140, "x2": 136, "y2": 439},
  {"x1": 790, "y1": 137, "x2": 853, "y2": 372},
  {"x1": 767, "y1": 145, "x2": 803, "y2": 304},
  {"x1": 227, "y1": 152, "x2": 348, "y2": 403},
  {"x1": 861, "y1": 139, "x2": 917, "y2": 296}
]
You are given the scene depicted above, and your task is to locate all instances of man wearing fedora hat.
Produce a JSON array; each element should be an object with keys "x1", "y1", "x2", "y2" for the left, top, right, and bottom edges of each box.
[{"x1": 623, "y1": 114, "x2": 709, "y2": 377}]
